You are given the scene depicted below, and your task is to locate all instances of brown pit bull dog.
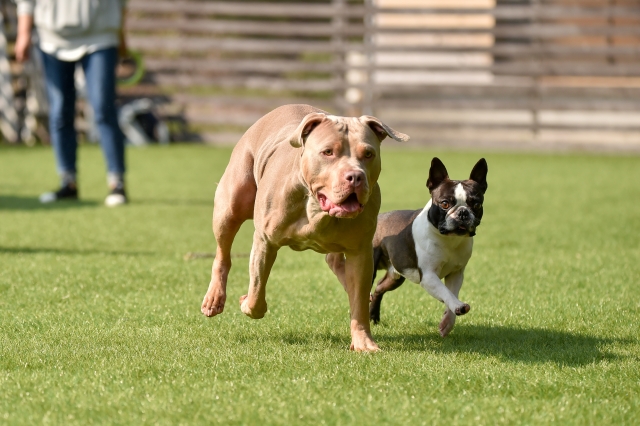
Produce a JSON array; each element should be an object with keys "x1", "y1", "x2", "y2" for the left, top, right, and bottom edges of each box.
[{"x1": 201, "y1": 104, "x2": 408, "y2": 352}]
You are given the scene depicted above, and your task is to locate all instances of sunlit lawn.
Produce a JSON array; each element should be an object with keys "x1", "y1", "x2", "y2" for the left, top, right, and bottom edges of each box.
[{"x1": 1, "y1": 144, "x2": 638, "y2": 425}]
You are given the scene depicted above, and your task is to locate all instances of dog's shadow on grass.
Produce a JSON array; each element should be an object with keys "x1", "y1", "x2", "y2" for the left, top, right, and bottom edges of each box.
[
  {"x1": 0, "y1": 195, "x2": 98, "y2": 210},
  {"x1": 377, "y1": 324, "x2": 626, "y2": 367},
  {"x1": 230, "y1": 323, "x2": 625, "y2": 367}
]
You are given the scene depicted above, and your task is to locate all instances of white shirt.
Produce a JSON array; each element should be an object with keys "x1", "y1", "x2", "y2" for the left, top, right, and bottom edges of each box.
[{"x1": 16, "y1": 0, "x2": 122, "y2": 62}]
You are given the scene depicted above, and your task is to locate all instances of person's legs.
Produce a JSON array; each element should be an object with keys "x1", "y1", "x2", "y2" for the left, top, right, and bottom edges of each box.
[
  {"x1": 38, "y1": 50, "x2": 79, "y2": 202},
  {"x1": 81, "y1": 47, "x2": 124, "y2": 177},
  {"x1": 40, "y1": 50, "x2": 78, "y2": 184},
  {"x1": 81, "y1": 47, "x2": 127, "y2": 205}
]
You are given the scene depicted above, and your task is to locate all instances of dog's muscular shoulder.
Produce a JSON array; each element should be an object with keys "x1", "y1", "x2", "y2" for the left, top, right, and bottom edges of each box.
[{"x1": 233, "y1": 104, "x2": 406, "y2": 254}]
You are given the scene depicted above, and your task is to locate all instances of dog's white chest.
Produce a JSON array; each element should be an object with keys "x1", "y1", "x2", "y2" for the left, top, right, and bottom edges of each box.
[{"x1": 411, "y1": 209, "x2": 473, "y2": 280}]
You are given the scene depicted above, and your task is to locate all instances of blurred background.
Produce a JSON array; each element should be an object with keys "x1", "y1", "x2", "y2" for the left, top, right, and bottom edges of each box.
[{"x1": 1, "y1": 0, "x2": 639, "y2": 151}]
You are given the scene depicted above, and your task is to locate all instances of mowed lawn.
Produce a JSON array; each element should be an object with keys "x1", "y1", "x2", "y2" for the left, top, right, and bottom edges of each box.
[{"x1": 0, "y1": 144, "x2": 638, "y2": 425}]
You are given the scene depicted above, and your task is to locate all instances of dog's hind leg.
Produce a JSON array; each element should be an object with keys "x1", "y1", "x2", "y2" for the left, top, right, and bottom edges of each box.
[
  {"x1": 202, "y1": 155, "x2": 256, "y2": 317},
  {"x1": 369, "y1": 269, "x2": 405, "y2": 324}
]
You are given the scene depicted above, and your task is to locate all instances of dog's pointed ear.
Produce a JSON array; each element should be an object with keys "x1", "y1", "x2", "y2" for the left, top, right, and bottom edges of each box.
[
  {"x1": 359, "y1": 116, "x2": 409, "y2": 143},
  {"x1": 290, "y1": 112, "x2": 327, "y2": 148},
  {"x1": 427, "y1": 157, "x2": 449, "y2": 192},
  {"x1": 469, "y1": 158, "x2": 488, "y2": 193}
]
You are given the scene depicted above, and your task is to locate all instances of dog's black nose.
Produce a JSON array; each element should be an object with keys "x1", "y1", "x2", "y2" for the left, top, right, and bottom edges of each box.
[
  {"x1": 458, "y1": 209, "x2": 469, "y2": 220},
  {"x1": 345, "y1": 170, "x2": 364, "y2": 187}
]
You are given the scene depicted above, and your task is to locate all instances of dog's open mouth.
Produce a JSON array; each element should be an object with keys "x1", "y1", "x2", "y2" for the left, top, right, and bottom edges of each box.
[
  {"x1": 317, "y1": 192, "x2": 363, "y2": 218},
  {"x1": 440, "y1": 223, "x2": 475, "y2": 236},
  {"x1": 454, "y1": 224, "x2": 476, "y2": 236}
]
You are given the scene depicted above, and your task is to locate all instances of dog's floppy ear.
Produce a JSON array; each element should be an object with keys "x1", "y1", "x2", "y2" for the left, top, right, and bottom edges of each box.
[
  {"x1": 359, "y1": 116, "x2": 410, "y2": 142},
  {"x1": 427, "y1": 157, "x2": 449, "y2": 192},
  {"x1": 469, "y1": 158, "x2": 488, "y2": 193},
  {"x1": 289, "y1": 112, "x2": 327, "y2": 148}
]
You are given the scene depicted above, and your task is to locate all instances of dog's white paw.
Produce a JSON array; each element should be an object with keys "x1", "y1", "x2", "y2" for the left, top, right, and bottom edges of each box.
[{"x1": 439, "y1": 309, "x2": 457, "y2": 337}]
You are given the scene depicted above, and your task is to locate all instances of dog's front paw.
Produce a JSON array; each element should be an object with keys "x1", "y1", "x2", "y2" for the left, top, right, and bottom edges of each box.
[
  {"x1": 454, "y1": 303, "x2": 471, "y2": 316},
  {"x1": 439, "y1": 309, "x2": 456, "y2": 337},
  {"x1": 349, "y1": 325, "x2": 380, "y2": 352},
  {"x1": 350, "y1": 336, "x2": 380, "y2": 353},
  {"x1": 201, "y1": 281, "x2": 227, "y2": 317},
  {"x1": 239, "y1": 295, "x2": 268, "y2": 319}
]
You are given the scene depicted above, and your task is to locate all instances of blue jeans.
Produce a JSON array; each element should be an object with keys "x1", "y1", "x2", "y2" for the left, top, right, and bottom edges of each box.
[{"x1": 40, "y1": 47, "x2": 125, "y2": 176}]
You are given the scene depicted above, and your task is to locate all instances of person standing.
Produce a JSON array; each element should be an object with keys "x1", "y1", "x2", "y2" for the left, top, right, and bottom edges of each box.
[{"x1": 15, "y1": 0, "x2": 128, "y2": 206}]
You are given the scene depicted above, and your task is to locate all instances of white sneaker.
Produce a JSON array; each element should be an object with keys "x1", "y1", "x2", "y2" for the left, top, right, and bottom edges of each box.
[
  {"x1": 105, "y1": 193, "x2": 126, "y2": 207},
  {"x1": 105, "y1": 186, "x2": 127, "y2": 207}
]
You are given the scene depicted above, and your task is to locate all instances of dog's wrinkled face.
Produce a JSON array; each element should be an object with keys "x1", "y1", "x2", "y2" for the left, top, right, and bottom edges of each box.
[
  {"x1": 426, "y1": 157, "x2": 488, "y2": 237},
  {"x1": 291, "y1": 113, "x2": 408, "y2": 218}
]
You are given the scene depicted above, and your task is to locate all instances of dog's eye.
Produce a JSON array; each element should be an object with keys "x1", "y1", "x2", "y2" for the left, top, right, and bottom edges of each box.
[
  {"x1": 474, "y1": 203, "x2": 483, "y2": 209},
  {"x1": 322, "y1": 149, "x2": 333, "y2": 156},
  {"x1": 363, "y1": 150, "x2": 374, "y2": 159},
  {"x1": 440, "y1": 200, "x2": 450, "y2": 209}
]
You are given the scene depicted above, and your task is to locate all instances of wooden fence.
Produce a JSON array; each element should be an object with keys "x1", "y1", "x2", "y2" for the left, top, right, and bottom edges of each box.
[
  {"x1": 122, "y1": 0, "x2": 364, "y2": 143},
  {"x1": 2, "y1": 0, "x2": 640, "y2": 150},
  {"x1": 362, "y1": 0, "x2": 640, "y2": 150}
]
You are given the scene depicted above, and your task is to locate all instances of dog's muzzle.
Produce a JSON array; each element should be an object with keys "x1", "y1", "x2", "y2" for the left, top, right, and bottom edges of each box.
[
  {"x1": 440, "y1": 207, "x2": 477, "y2": 236},
  {"x1": 317, "y1": 191, "x2": 364, "y2": 218}
]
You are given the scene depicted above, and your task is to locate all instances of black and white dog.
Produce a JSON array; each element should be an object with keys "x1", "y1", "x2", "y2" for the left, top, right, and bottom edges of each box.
[{"x1": 370, "y1": 157, "x2": 488, "y2": 337}]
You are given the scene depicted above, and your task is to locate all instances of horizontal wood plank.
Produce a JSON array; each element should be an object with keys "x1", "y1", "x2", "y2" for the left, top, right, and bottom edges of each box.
[
  {"x1": 370, "y1": 44, "x2": 640, "y2": 58},
  {"x1": 369, "y1": 25, "x2": 640, "y2": 38},
  {"x1": 372, "y1": 84, "x2": 640, "y2": 98},
  {"x1": 127, "y1": 0, "x2": 365, "y2": 18},
  {"x1": 375, "y1": 5, "x2": 640, "y2": 19},
  {"x1": 127, "y1": 18, "x2": 365, "y2": 37},
  {"x1": 144, "y1": 58, "x2": 341, "y2": 74},
  {"x1": 150, "y1": 74, "x2": 339, "y2": 92},
  {"x1": 128, "y1": 36, "x2": 356, "y2": 53},
  {"x1": 376, "y1": 98, "x2": 640, "y2": 111},
  {"x1": 171, "y1": 94, "x2": 337, "y2": 110}
]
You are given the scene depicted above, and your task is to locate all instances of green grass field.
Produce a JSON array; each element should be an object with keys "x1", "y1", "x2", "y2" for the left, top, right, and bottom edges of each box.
[{"x1": 1, "y1": 144, "x2": 639, "y2": 425}]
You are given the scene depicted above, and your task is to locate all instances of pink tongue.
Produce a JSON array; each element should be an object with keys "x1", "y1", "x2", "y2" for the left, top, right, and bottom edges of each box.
[
  {"x1": 319, "y1": 194, "x2": 361, "y2": 215},
  {"x1": 339, "y1": 196, "x2": 361, "y2": 213}
]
